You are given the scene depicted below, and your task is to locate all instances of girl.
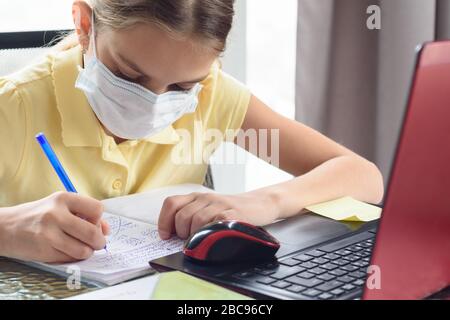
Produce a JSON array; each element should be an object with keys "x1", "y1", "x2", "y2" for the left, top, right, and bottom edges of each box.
[{"x1": 0, "y1": 0, "x2": 383, "y2": 263}]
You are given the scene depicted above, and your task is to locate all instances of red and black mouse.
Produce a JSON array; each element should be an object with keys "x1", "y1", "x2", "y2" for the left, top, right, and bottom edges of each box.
[{"x1": 183, "y1": 220, "x2": 280, "y2": 264}]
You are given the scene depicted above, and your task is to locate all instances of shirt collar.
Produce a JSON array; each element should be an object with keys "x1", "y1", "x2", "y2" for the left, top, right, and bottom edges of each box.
[{"x1": 51, "y1": 45, "x2": 180, "y2": 147}]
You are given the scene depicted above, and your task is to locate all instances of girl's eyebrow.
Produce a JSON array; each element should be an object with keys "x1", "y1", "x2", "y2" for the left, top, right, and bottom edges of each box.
[
  {"x1": 118, "y1": 52, "x2": 209, "y2": 84},
  {"x1": 117, "y1": 53, "x2": 147, "y2": 77}
]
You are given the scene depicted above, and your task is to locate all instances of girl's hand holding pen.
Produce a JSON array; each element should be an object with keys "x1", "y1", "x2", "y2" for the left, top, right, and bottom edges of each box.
[{"x1": 0, "y1": 192, "x2": 110, "y2": 263}]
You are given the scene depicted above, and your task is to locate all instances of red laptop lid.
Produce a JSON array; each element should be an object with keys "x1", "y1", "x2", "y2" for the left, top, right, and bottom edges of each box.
[{"x1": 363, "y1": 42, "x2": 450, "y2": 300}]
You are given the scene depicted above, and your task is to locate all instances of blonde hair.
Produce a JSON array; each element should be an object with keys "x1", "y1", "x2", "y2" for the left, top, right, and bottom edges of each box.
[{"x1": 55, "y1": 0, "x2": 235, "y2": 52}]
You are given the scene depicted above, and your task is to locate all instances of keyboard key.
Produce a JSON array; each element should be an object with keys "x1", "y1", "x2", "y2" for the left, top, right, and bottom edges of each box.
[
  {"x1": 360, "y1": 241, "x2": 373, "y2": 248},
  {"x1": 309, "y1": 267, "x2": 327, "y2": 275},
  {"x1": 342, "y1": 284, "x2": 356, "y2": 291},
  {"x1": 333, "y1": 259, "x2": 349, "y2": 266},
  {"x1": 271, "y1": 280, "x2": 291, "y2": 289},
  {"x1": 302, "y1": 288, "x2": 322, "y2": 298},
  {"x1": 300, "y1": 261, "x2": 318, "y2": 269},
  {"x1": 348, "y1": 271, "x2": 367, "y2": 279},
  {"x1": 253, "y1": 268, "x2": 276, "y2": 276},
  {"x1": 320, "y1": 232, "x2": 374, "y2": 253},
  {"x1": 286, "y1": 276, "x2": 323, "y2": 288},
  {"x1": 358, "y1": 267, "x2": 369, "y2": 274},
  {"x1": 298, "y1": 271, "x2": 315, "y2": 279},
  {"x1": 318, "y1": 273, "x2": 336, "y2": 281},
  {"x1": 305, "y1": 249, "x2": 326, "y2": 257},
  {"x1": 293, "y1": 254, "x2": 313, "y2": 262},
  {"x1": 269, "y1": 266, "x2": 305, "y2": 280},
  {"x1": 324, "y1": 253, "x2": 340, "y2": 260},
  {"x1": 335, "y1": 249, "x2": 352, "y2": 256},
  {"x1": 286, "y1": 284, "x2": 306, "y2": 293},
  {"x1": 318, "y1": 293, "x2": 334, "y2": 300},
  {"x1": 330, "y1": 269, "x2": 347, "y2": 276},
  {"x1": 316, "y1": 280, "x2": 343, "y2": 292},
  {"x1": 337, "y1": 275, "x2": 355, "y2": 283},
  {"x1": 353, "y1": 279, "x2": 366, "y2": 286},
  {"x1": 256, "y1": 277, "x2": 276, "y2": 285},
  {"x1": 251, "y1": 263, "x2": 278, "y2": 276},
  {"x1": 279, "y1": 258, "x2": 300, "y2": 267},
  {"x1": 347, "y1": 245, "x2": 363, "y2": 252},
  {"x1": 330, "y1": 288, "x2": 345, "y2": 296},
  {"x1": 321, "y1": 263, "x2": 339, "y2": 271},
  {"x1": 352, "y1": 261, "x2": 369, "y2": 268},
  {"x1": 340, "y1": 265, "x2": 359, "y2": 272},
  {"x1": 343, "y1": 255, "x2": 360, "y2": 262},
  {"x1": 312, "y1": 257, "x2": 329, "y2": 264}
]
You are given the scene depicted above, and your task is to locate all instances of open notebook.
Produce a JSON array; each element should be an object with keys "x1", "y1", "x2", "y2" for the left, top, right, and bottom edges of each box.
[{"x1": 27, "y1": 184, "x2": 213, "y2": 286}]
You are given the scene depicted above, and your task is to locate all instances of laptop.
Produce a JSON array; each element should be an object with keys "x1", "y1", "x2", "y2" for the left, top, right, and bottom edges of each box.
[{"x1": 150, "y1": 41, "x2": 450, "y2": 300}]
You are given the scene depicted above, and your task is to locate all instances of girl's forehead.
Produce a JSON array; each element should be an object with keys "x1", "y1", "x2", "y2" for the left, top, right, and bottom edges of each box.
[{"x1": 103, "y1": 23, "x2": 218, "y2": 82}]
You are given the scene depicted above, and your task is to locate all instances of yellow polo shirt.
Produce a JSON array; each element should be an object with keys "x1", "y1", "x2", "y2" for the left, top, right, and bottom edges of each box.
[{"x1": 0, "y1": 45, "x2": 251, "y2": 207}]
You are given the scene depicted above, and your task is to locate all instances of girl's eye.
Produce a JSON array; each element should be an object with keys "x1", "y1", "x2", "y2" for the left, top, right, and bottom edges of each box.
[
  {"x1": 115, "y1": 70, "x2": 138, "y2": 83},
  {"x1": 171, "y1": 84, "x2": 194, "y2": 91}
]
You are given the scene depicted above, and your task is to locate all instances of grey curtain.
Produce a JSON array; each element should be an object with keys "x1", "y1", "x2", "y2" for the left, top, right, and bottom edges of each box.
[{"x1": 296, "y1": 0, "x2": 450, "y2": 185}]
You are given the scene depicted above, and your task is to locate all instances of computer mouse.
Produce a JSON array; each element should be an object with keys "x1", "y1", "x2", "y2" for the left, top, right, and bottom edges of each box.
[{"x1": 183, "y1": 220, "x2": 280, "y2": 264}]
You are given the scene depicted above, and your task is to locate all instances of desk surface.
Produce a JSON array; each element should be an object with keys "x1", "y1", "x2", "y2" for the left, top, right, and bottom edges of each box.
[
  {"x1": 0, "y1": 257, "x2": 97, "y2": 300},
  {"x1": 0, "y1": 215, "x2": 361, "y2": 300}
]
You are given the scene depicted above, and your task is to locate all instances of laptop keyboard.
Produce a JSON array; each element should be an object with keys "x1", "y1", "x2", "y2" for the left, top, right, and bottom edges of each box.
[{"x1": 232, "y1": 231, "x2": 375, "y2": 300}]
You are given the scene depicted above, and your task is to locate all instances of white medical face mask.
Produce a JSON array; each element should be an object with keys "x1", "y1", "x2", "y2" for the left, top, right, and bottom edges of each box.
[{"x1": 75, "y1": 15, "x2": 203, "y2": 140}]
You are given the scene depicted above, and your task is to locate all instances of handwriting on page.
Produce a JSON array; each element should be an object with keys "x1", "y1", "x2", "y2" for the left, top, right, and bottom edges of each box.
[
  {"x1": 60, "y1": 213, "x2": 184, "y2": 274},
  {"x1": 105, "y1": 214, "x2": 162, "y2": 249},
  {"x1": 91, "y1": 239, "x2": 182, "y2": 271}
]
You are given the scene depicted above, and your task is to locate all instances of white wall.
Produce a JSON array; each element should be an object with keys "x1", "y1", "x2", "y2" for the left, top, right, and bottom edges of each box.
[
  {"x1": 245, "y1": 0, "x2": 297, "y2": 191},
  {"x1": 210, "y1": 0, "x2": 249, "y2": 194},
  {"x1": 213, "y1": 0, "x2": 298, "y2": 194},
  {"x1": 0, "y1": 0, "x2": 72, "y2": 31}
]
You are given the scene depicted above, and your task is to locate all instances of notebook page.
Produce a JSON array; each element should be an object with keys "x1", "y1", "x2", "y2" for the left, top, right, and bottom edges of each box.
[
  {"x1": 102, "y1": 184, "x2": 214, "y2": 224},
  {"x1": 49, "y1": 212, "x2": 184, "y2": 276}
]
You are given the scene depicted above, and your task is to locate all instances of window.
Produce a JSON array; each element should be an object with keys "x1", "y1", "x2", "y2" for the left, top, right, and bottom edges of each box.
[
  {"x1": 0, "y1": 0, "x2": 73, "y2": 32},
  {"x1": 247, "y1": 0, "x2": 298, "y2": 120},
  {"x1": 244, "y1": 0, "x2": 298, "y2": 191}
]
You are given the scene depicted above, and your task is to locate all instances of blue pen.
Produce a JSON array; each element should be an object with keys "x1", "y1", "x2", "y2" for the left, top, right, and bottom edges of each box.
[
  {"x1": 35, "y1": 132, "x2": 107, "y2": 251},
  {"x1": 35, "y1": 133, "x2": 77, "y2": 193}
]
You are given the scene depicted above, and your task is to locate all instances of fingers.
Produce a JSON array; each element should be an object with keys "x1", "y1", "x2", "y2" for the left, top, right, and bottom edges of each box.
[
  {"x1": 158, "y1": 193, "x2": 238, "y2": 240},
  {"x1": 45, "y1": 248, "x2": 77, "y2": 264},
  {"x1": 174, "y1": 199, "x2": 210, "y2": 239},
  {"x1": 100, "y1": 219, "x2": 110, "y2": 236},
  {"x1": 51, "y1": 229, "x2": 95, "y2": 261},
  {"x1": 213, "y1": 209, "x2": 238, "y2": 222},
  {"x1": 56, "y1": 192, "x2": 104, "y2": 224},
  {"x1": 57, "y1": 210, "x2": 106, "y2": 250},
  {"x1": 190, "y1": 204, "x2": 227, "y2": 236},
  {"x1": 158, "y1": 194, "x2": 197, "y2": 239}
]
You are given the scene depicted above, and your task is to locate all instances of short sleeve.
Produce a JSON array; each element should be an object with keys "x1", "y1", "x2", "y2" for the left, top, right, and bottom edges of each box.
[
  {"x1": 0, "y1": 78, "x2": 26, "y2": 184},
  {"x1": 197, "y1": 62, "x2": 252, "y2": 140}
]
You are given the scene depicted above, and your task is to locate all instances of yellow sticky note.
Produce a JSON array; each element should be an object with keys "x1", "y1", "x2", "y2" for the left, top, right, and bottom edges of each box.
[
  {"x1": 152, "y1": 271, "x2": 252, "y2": 300},
  {"x1": 306, "y1": 197, "x2": 382, "y2": 222}
]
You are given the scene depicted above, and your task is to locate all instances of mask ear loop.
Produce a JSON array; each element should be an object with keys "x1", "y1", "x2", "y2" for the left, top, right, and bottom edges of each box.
[
  {"x1": 82, "y1": 11, "x2": 97, "y2": 69},
  {"x1": 89, "y1": 11, "x2": 98, "y2": 58}
]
